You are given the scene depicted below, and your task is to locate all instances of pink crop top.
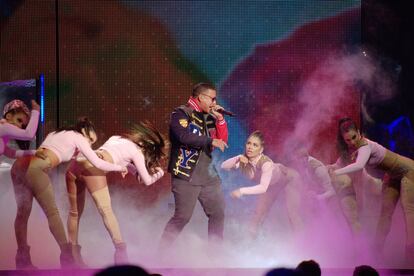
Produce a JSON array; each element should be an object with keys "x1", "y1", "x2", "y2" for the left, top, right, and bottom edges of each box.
[
  {"x1": 334, "y1": 138, "x2": 387, "y2": 175},
  {"x1": 221, "y1": 154, "x2": 284, "y2": 195},
  {"x1": 99, "y1": 136, "x2": 164, "y2": 185},
  {"x1": 41, "y1": 130, "x2": 123, "y2": 172}
]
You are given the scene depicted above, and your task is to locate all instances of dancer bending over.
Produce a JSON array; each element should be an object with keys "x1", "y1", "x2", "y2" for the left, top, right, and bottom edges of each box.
[
  {"x1": 221, "y1": 131, "x2": 303, "y2": 238},
  {"x1": 11, "y1": 117, "x2": 127, "y2": 268},
  {"x1": 66, "y1": 121, "x2": 167, "y2": 265}
]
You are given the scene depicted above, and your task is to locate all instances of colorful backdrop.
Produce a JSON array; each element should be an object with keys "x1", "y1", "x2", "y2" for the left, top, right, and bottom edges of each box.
[{"x1": 1, "y1": 0, "x2": 361, "y2": 186}]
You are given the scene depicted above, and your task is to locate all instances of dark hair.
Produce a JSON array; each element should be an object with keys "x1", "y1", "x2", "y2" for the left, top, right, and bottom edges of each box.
[
  {"x1": 336, "y1": 117, "x2": 359, "y2": 164},
  {"x1": 15, "y1": 140, "x2": 31, "y2": 150},
  {"x1": 192, "y1": 82, "x2": 216, "y2": 97},
  {"x1": 353, "y1": 265, "x2": 379, "y2": 276},
  {"x1": 248, "y1": 130, "x2": 265, "y2": 148},
  {"x1": 265, "y1": 268, "x2": 302, "y2": 276},
  {"x1": 95, "y1": 264, "x2": 150, "y2": 276},
  {"x1": 56, "y1": 116, "x2": 96, "y2": 141},
  {"x1": 122, "y1": 121, "x2": 168, "y2": 174},
  {"x1": 295, "y1": 260, "x2": 321, "y2": 276}
]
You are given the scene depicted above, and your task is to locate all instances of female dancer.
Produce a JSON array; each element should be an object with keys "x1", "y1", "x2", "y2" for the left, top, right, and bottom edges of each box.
[
  {"x1": 1, "y1": 99, "x2": 39, "y2": 158},
  {"x1": 65, "y1": 121, "x2": 167, "y2": 265},
  {"x1": 325, "y1": 118, "x2": 383, "y2": 237},
  {"x1": 221, "y1": 130, "x2": 304, "y2": 238},
  {"x1": 330, "y1": 117, "x2": 414, "y2": 263},
  {"x1": 11, "y1": 117, "x2": 127, "y2": 269}
]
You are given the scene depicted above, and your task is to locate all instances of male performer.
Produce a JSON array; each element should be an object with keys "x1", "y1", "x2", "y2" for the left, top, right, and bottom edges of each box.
[{"x1": 159, "y1": 82, "x2": 228, "y2": 248}]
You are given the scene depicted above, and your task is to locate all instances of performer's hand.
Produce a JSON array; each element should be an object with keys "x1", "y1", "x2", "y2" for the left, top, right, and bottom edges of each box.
[
  {"x1": 328, "y1": 167, "x2": 338, "y2": 181},
  {"x1": 155, "y1": 167, "x2": 164, "y2": 178},
  {"x1": 212, "y1": 139, "x2": 228, "y2": 152},
  {"x1": 239, "y1": 155, "x2": 248, "y2": 165},
  {"x1": 350, "y1": 150, "x2": 358, "y2": 162},
  {"x1": 231, "y1": 189, "x2": 243, "y2": 199},
  {"x1": 31, "y1": 100, "x2": 40, "y2": 111},
  {"x1": 210, "y1": 104, "x2": 224, "y2": 121},
  {"x1": 121, "y1": 167, "x2": 128, "y2": 178}
]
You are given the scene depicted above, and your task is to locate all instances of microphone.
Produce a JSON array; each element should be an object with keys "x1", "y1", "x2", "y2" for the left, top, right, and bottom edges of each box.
[{"x1": 215, "y1": 108, "x2": 235, "y2": 117}]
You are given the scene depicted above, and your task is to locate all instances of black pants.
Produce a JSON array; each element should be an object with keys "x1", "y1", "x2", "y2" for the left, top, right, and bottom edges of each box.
[{"x1": 159, "y1": 175, "x2": 225, "y2": 248}]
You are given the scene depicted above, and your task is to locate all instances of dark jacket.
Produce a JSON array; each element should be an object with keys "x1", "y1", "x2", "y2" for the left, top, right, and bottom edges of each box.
[{"x1": 168, "y1": 104, "x2": 228, "y2": 181}]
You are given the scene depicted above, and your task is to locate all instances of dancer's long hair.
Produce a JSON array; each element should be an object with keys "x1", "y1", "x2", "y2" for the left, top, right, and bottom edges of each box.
[
  {"x1": 336, "y1": 117, "x2": 359, "y2": 164},
  {"x1": 123, "y1": 121, "x2": 168, "y2": 174},
  {"x1": 55, "y1": 116, "x2": 96, "y2": 142}
]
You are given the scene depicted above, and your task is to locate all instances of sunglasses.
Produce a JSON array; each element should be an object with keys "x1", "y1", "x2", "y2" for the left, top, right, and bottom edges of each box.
[{"x1": 200, "y1": 93, "x2": 217, "y2": 102}]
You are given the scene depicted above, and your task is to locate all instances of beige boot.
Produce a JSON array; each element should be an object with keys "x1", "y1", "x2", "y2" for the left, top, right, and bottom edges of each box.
[
  {"x1": 60, "y1": 243, "x2": 76, "y2": 269},
  {"x1": 114, "y1": 242, "x2": 129, "y2": 264},
  {"x1": 15, "y1": 245, "x2": 37, "y2": 269},
  {"x1": 72, "y1": 244, "x2": 88, "y2": 267}
]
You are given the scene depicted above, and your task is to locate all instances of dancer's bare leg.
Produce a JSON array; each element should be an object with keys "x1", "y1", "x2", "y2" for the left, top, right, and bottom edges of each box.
[
  {"x1": 11, "y1": 157, "x2": 37, "y2": 269},
  {"x1": 66, "y1": 162, "x2": 87, "y2": 266},
  {"x1": 82, "y1": 166, "x2": 127, "y2": 264}
]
